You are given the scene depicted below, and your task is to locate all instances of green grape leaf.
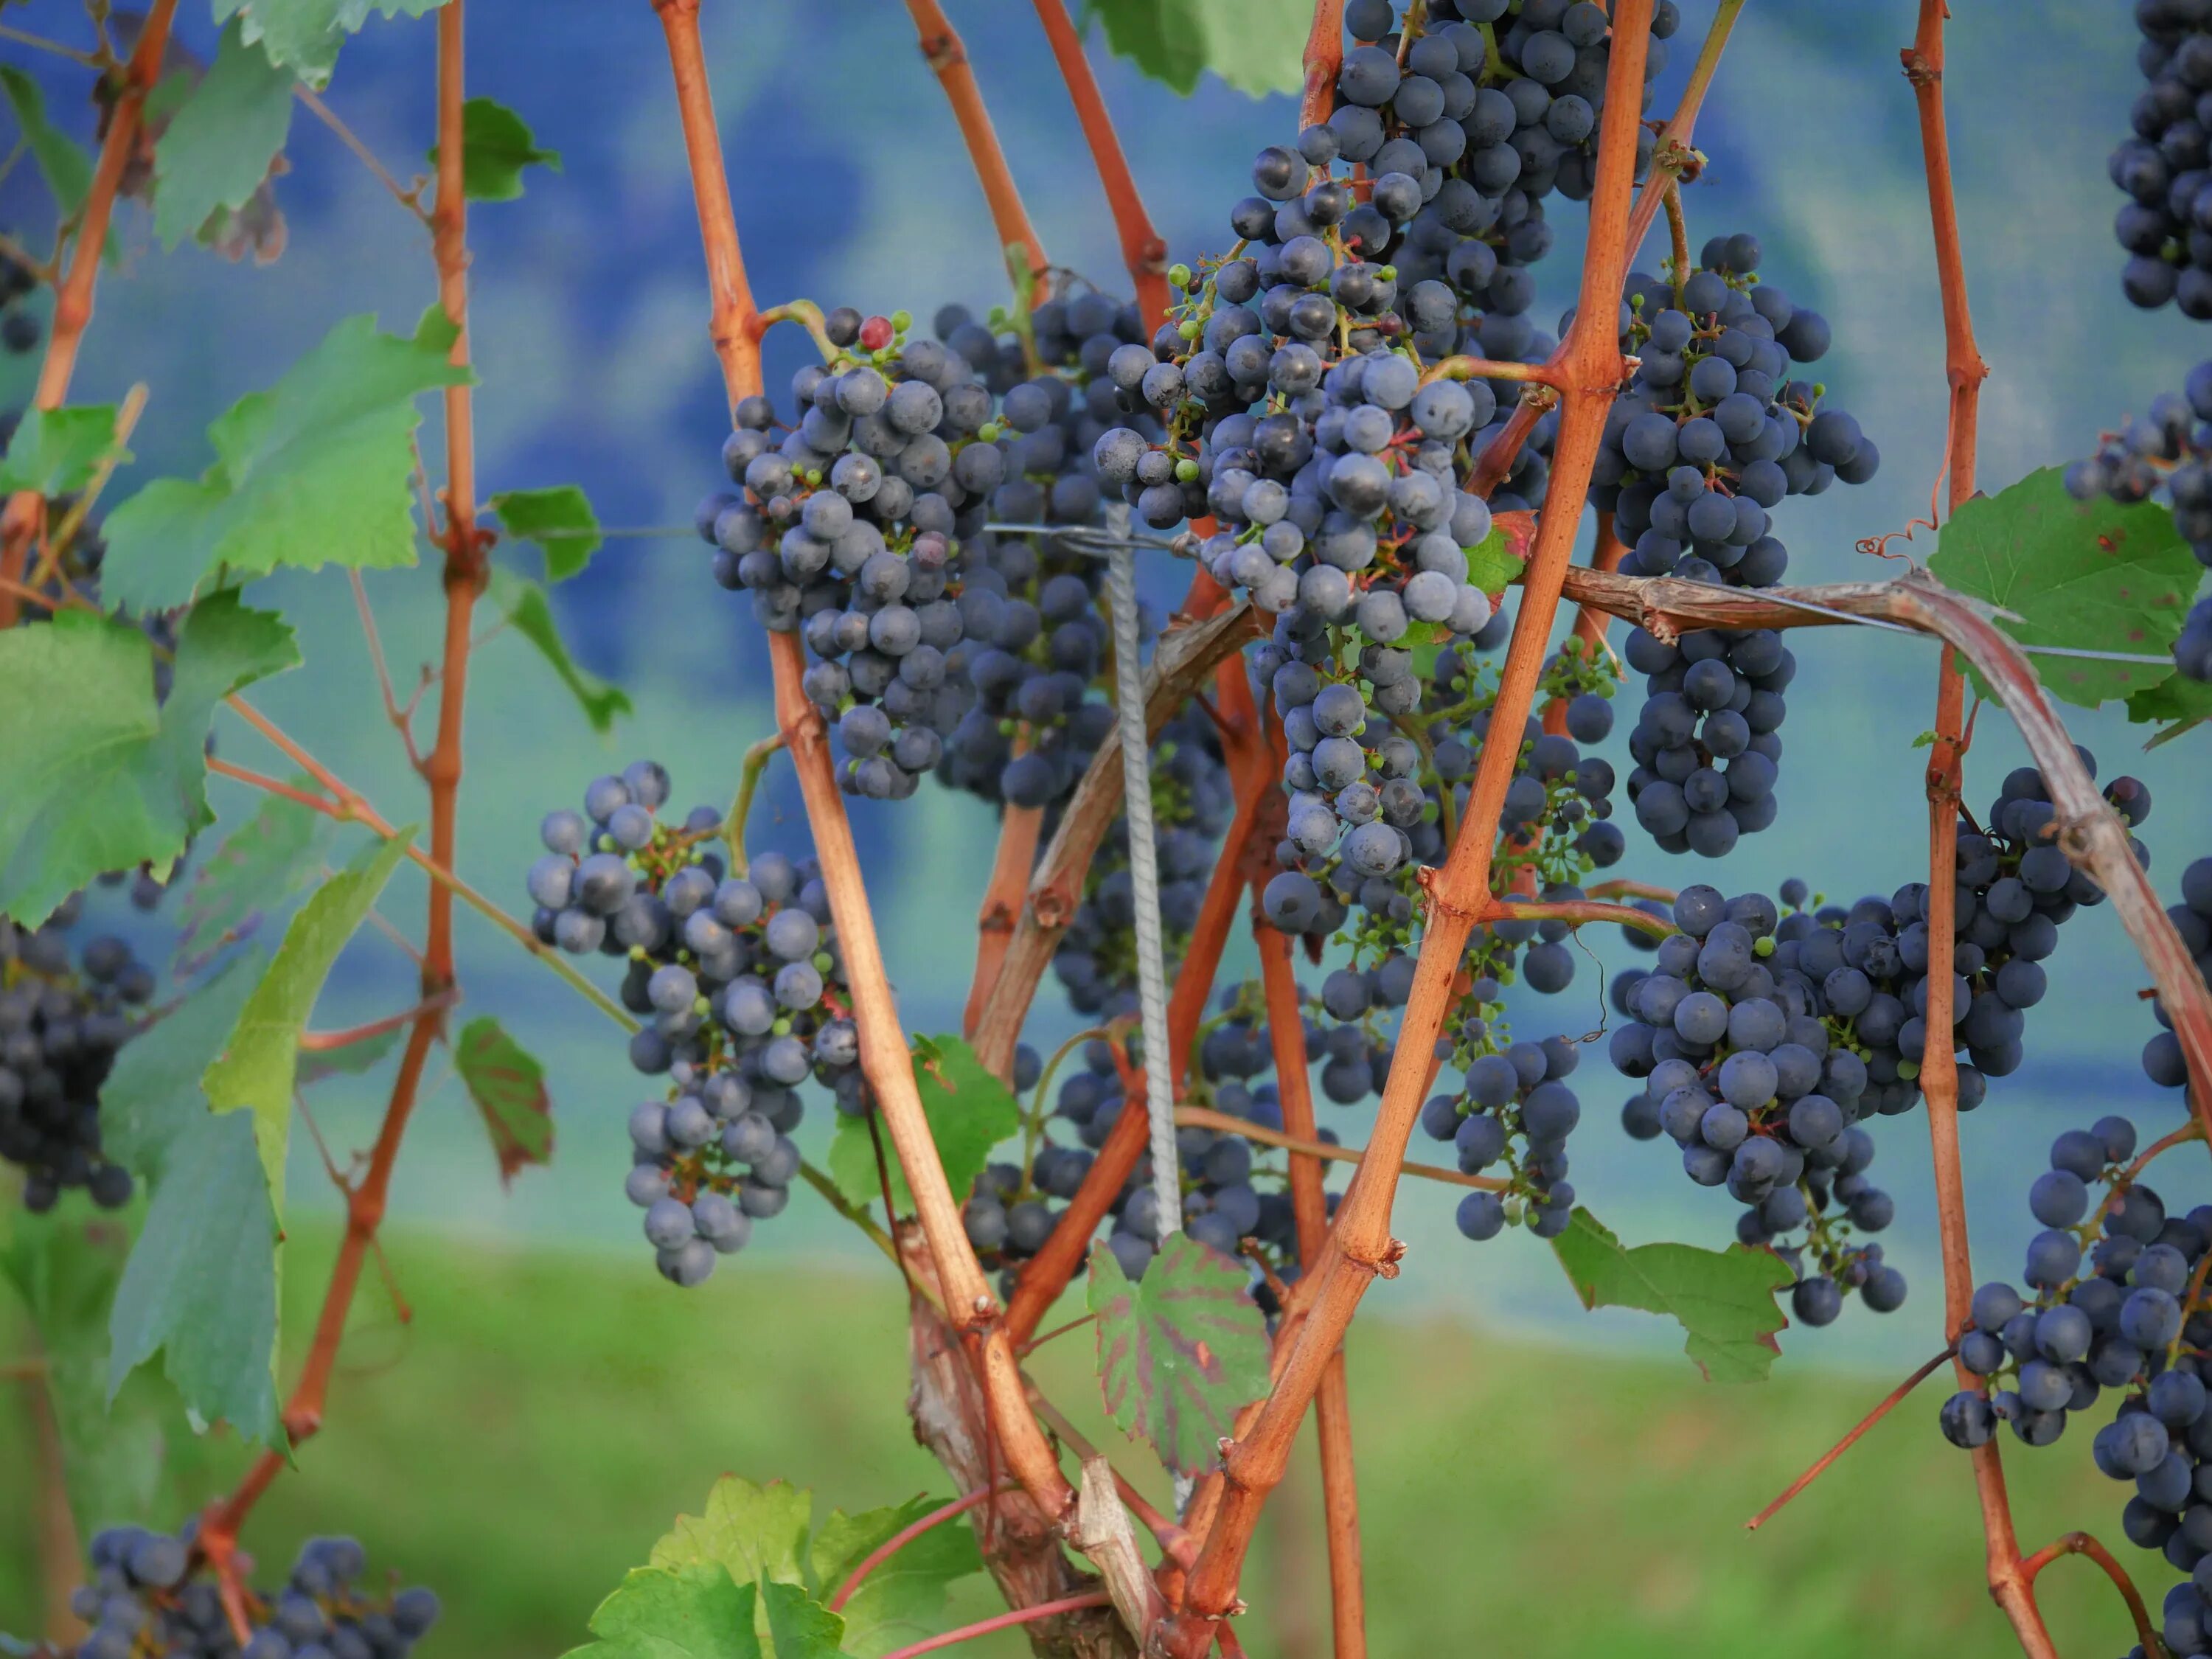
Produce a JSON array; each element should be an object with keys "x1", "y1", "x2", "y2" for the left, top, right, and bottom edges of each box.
[
  {"x1": 173, "y1": 790, "x2": 337, "y2": 977},
  {"x1": 0, "y1": 1206, "x2": 192, "y2": 1541},
  {"x1": 212, "y1": 0, "x2": 449, "y2": 89},
  {"x1": 650, "y1": 1475, "x2": 812, "y2": 1588},
  {"x1": 100, "y1": 309, "x2": 472, "y2": 613},
  {"x1": 809, "y1": 1496, "x2": 981, "y2": 1658},
  {"x1": 1927, "y1": 467, "x2": 2199, "y2": 708},
  {"x1": 427, "y1": 96, "x2": 561, "y2": 203},
  {"x1": 100, "y1": 947, "x2": 269, "y2": 1179},
  {"x1": 562, "y1": 1566, "x2": 760, "y2": 1659},
  {"x1": 453, "y1": 1015, "x2": 553, "y2": 1182},
  {"x1": 296, "y1": 1025, "x2": 401, "y2": 1086},
  {"x1": 106, "y1": 1106, "x2": 282, "y2": 1444},
  {"x1": 0, "y1": 593, "x2": 299, "y2": 926},
  {"x1": 1089, "y1": 0, "x2": 1308, "y2": 97},
  {"x1": 202, "y1": 830, "x2": 414, "y2": 1207},
  {"x1": 827, "y1": 1034, "x2": 1021, "y2": 1214},
  {"x1": 151, "y1": 21, "x2": 296, "y2": 249},
  {"x1": 0, "y1": 66, "x2": 94, "y2": 216},
  {"x1": 1464, "y1": 524, "x2": 1524, "y2": 596},
  {"x1": 490, "y1": 484, "x2": 601, "y2": 581},
  {"x1": 761, "y1": 1582, "x2": 844, "y2": 1659},
  {"x1": 0, "y1": 406, "x2": 127, "y2": 497},
  {"x1": 1550, "y1": 1206, "x2": 1792, "y2": 1383},
  {"x1": 483, "y1": 566, "x2": 631, "y2": 732},
  {"x1": 1087, "y1": 1233, "x2": 1271, "y2": 1475},
  {"x1": 2125, "y1": 669, "x2": 2212, "y2": 746}
]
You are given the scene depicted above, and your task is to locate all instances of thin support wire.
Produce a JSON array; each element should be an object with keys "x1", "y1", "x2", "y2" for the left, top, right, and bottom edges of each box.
[{"x1": 1102, "y1": 502, "x2": 1182, "y2": 1256}]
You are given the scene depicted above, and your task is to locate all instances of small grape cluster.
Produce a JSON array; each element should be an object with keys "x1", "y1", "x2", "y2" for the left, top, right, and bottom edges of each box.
[
  {"x1": 523, "y1": 761, "x2": 855, "y2": 1285},
  {"x1": 1051, "y1": 706, "x2": 1234, "y2": 1021},
  {"x1": 1419, "y1": 1031, "x2": 1583, "y2": 1243},
  {"x1": 2110, "y1": 0, "x2": 2212, "y2": 316},
  {"x1": 0, "y1": 894, "x2": 155, "y2": 1213},
  {"x1": 1932, "y1": 1119, "x2": 2212, "y2": 1658},
  {"x1": 2146, "y1": 856, "x2": 2212, "y2": 1091},
  {"x1": 2064, "y1": 359, "x2": 2212, "y2": 684},
  {"x1": 49, "y1": 1527, "x2": 437, "y2": 1659},
  {"x1": 1596, "y1": 236, "x2": 1871, "y2": 858},
  {"x1": 0, "y1": 234, "x2": 38, "y2": 355},
  {"x1": 1610, "y1": 882, "x2": 1907, "y2": 1324}
]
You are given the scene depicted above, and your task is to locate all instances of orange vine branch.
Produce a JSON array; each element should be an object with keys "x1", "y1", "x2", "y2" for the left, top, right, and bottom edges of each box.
[
  {"x1": 1029, "y1": 0, "x2": 1169, "y2": 333},
  {"x1": 900, "y1": 0, "x2": 1051, "y2": 299},
  {"x1": 2019, "y1": 1534, "x2": 2167, "y2": 1659},
  {"x1": 0, "y1": 0, "x2": 178, "y2": 627},
  {"x1": 1745, "y1": 1346, "x2": 1957, "y2": 1531}
]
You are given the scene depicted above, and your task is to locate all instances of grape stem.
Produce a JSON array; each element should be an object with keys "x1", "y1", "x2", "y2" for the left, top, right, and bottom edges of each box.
[
  {"x1": 650, "y1": 3, "x2": 1101, "y2": 1610},
  {"x1": 1253, "y1": 912, "x2": 1366, "y2": 1659},
  {"x1": 0, "y1": 0, "x2": 178, "y2": 627},
  {"x1": 1300, "y1": 0, "x2": 1347, "y2": 130},
  {"x1": 1480, "y1": 896, "x2": 1676, "y2": 939},
  {"x1": 1161, "y1": 15, "x2": 1663, "y2": 1649},
  {"x1": 1029, "y1": 0, "x2": 1170, "y2": 334},
  {"x1": 876, "y1": 1591, "x2": 1113, "y2": 1659},
  {"x1": 298, "y1": 991, "x2": 460, "y2": 1052},
  {"x1": 897, "y1": 0, "x2": 1052, "y2": 302},
  {"x1": 1742, "y1": 1344, "x2": 1957, "y2": 1531},
  {"x1": 294, "y1": 84, "x2": 431, "y2": 224},
  {"x1": 828, "y1": 1484, "x2": 1020, "y2": 1614},
  {"x1": 723, "y1": 731, "x2": 785, "y2": 876},
  {"x1": 197, "y1": 0, "x2": 490, "y2": 1573},
  {"x1": 2018, "y1": 1534, "x2": 2168, "y2": 1659},
  {"x1": 1172, "y1": 1105, "x2": 1507, "y2": 1195}
]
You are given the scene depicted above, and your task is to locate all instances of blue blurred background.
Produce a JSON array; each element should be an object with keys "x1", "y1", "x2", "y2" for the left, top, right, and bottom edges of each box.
[{"x1": 2, "y1": 0, "x2": 2208, "y2": 1366}]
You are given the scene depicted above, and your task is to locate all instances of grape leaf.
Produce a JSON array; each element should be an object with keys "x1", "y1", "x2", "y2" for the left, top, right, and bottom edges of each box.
[
  {"x1": 809, "y1": 1495, "x2": 981, "y2": 1659},
  {"x1": 761, "y1": 1582, "x2": 844, "y2": 1659},
  {"x1": 0, "y1": 593, "x2": 299, "y2": 926},
  {"x1": 106, "y1": 1106, "x2": 282, "y2": 1444},
  {"x1": 490, "y1": 484, "x2": 600, "y2": 581},
  {"x1": 296, "y1": 1025, "x2": 400, "y2": 1085},
  {"x1": 203, "y1": 830, "x2": 414, "y2": 1208},
  {"x1": 1090, "y1": 0, "x2": 1308, "y2": 97},
  {"x1": 1550, "y1": 1206, "x2": 1792, "y2": 1383},
  {"x1": 0, "y1": 1206, "x2": 189, "y2": 1541},
  {"x1": 0, "y1": 406, "x2": 127, "y2": 497},
  {"x1": 100, "y1": 310, "x2": 473, "y2": 613},
  {"x1": 1087, "y1": 1233, "x2": 1270, "y2": 1475},
  {"x1": 2126, "y1": 669, "x2": 2212, "y2": 746},
  {"x1": 484, "y1": 567, "x2": 632, "y2": 733},
  {"x1": 213, "y1": 0, "x2": 448, "y2": 89},
  {"x1": 0, "y1": 66, "x2": 94, "y2": 216},
  {"x1": 827, "y1": 1034, "x2": 1022, "y2": 1214},
  {"x1": 561, "y1": 1565, "x2": 760, "y2": 1659},
  {"x1": 173, "y1": 790, "x2": 336, "y2": 977},
  {"x1": 100, "y1": 947, "x2": 269, "y2": 1179},
  {"x1": 1464, "y1": 524, "x2": 1523, "y2": 596},
  {"x1": 1927, "y1": 467, "x2": 2199, "y2": 708},
  {"x1": 151, "y1": 21, "x2": 296, "y2": 249},
  {"x1": 428, "y1": 97, "x2": 561, "y2": 203},
  {"x1": 650, "y1": 1475, "x2": 811, "y2": 1587},
  {"x1": 453, "y1": 1015, "x2": 553, "y2": 1182}
]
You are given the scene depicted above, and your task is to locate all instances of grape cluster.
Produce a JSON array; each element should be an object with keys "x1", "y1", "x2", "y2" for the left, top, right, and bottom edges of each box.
[
  {"x1": 0, "y1": 235, "x2": 38, "y2": 355},
  {"x1": 0, "y1": 894, "x2": 154, "y2": 1212},
  {"x1": 2111, "y1": 0, "x2": 2212, "y2": 316},
  {"x1": 1597, "y1": 235, "x2": 1874, "y2": 858},
  {"x1": 1610, "y1": 881, "x2": 1906, "y2": 1322},
  {"x1": 1933, "y1": 1119, "x2": 2212, "y2": 1657},
  {"x1": 2146, "y1": 856, "x2": 2212, "y2": 1091},
  {"x1": 51, "y1": 1528, "x2": 437, "y2": 1659},
  {"x1": 966, "y1": 994, "x2": 1319, "y2": 1293},
  {"x1": 2064, "y1": 358, "x2": 2212, "y2": 683},
  {"x1": 1051, "y1": 706, "x2": 1234, "y2": 1022},
  {"x1": 1420, "y1": 1029, "x2": 1583, "y2": 1242},
  {"x1": 523, "y1": 761, "x2": 858, "y2": 1285}
]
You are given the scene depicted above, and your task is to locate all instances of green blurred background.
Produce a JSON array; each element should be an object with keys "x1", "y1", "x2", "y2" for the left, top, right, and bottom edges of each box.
[{"x1": 2, "y1": 0, "x2": 2211, "y2": 1652}]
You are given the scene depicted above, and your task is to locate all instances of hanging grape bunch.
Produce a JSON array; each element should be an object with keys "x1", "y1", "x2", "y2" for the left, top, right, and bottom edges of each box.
[
  {"x1": 2145, "y1": 857, "x2": 2212, "y2": 1091},
  {"x1": 2110, "y1": 0, "x2": 2212, "y2": 317},
  {"x1": 524, "y1": 760, "x2": 858, "y2": 1285},
  {"x1": 46, "y1": 1528, "x2": 438, "y2": 1659},
  {"x1": 0, "y1": 892, "x2": 155, "y2": 1214},
  {"x1": 1601, "y1": 233, "x2": 1874, "y2": 858}
]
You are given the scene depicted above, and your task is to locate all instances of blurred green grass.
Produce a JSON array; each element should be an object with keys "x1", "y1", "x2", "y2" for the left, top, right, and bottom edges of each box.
[{"x1": 0, "y1": 1222, "x2": 2164, "y2": 1657}]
